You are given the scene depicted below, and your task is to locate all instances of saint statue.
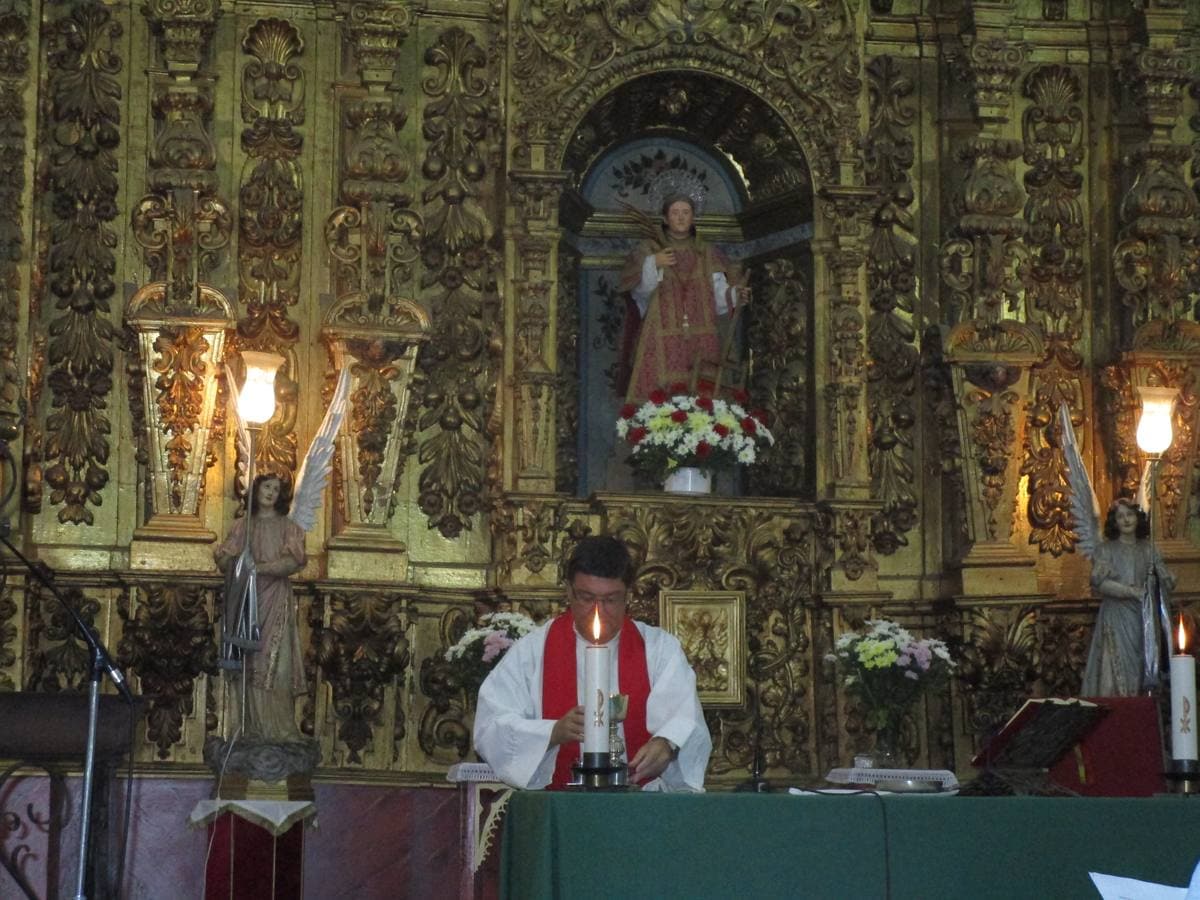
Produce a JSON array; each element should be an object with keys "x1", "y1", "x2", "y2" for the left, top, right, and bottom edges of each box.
[
  {"x1": 1060, "y1": 404, "x2": 1176, "y2": 697},
  {"x1": 204, "y1": 366, "x2": 350, "y2": 787},
  {"x1": 1081, "y1": 498, "x2": 1176, "y2": 696},
  {"x1": 215, "y1": 473, "x2": 308, "y2": 740},
  {"x1": 617, "y1": 194, "x2": 747, "y2": 403}
]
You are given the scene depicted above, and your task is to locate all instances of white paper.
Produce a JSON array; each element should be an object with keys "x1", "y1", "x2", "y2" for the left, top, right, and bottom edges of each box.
[
  {"x1": 1089, "y1": 858, "x2": 1200, "y2": 900},
  {"x1": 1089, "y1": 873, "x2": 1187, "y2": 900}
]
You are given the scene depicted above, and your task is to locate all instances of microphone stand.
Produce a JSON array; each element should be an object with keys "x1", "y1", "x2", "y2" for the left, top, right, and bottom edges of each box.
[{"x1": 0, "y1": 530, "x2": 134, "y2": 900}]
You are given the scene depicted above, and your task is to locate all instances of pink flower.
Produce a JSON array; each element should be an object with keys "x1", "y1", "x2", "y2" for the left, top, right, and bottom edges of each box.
[{"x1": 481, "y1": 631, "x2": 514, "y2": 663}]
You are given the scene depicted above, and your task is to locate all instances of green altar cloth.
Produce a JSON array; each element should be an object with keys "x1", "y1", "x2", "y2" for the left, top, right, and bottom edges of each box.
[{"x1": 500, "y1": 791, "x2": 1200, "y2": 899}]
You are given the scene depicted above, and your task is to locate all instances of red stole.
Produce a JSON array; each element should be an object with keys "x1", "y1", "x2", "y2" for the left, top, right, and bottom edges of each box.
[{"x1": 542, "y1": 612, "x2": 652, "y2": 789}]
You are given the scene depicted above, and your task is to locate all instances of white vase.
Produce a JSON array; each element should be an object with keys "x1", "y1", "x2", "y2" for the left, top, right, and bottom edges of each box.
[{"x1": 662, "y1": 467, "x2": 712, "y2": 494}]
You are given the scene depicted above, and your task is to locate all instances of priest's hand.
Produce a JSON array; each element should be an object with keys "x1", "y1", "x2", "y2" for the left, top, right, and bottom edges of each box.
[
  {"x1": 629, "y1": 736, "x2": 675, "y2": 784},
  {"x1": 654, "y1": 249, "x2": 677, "y2": 268},
  {"x1": 550, "y1": 705, "x2": 585, "y2": 747}
]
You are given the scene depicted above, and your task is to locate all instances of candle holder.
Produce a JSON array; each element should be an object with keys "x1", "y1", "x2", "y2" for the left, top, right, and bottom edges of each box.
[{"x1": 568, "y1": 694, "x2": 630, "y2": 791}]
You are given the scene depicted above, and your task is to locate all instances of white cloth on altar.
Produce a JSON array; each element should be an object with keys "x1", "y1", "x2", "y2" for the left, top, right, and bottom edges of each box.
[
  {"x1": 188, "y1": 799, "x2": 316, "y2": 836},
  {"x1": 473, "y1": 619, "x2": 711, "y2": 792}
]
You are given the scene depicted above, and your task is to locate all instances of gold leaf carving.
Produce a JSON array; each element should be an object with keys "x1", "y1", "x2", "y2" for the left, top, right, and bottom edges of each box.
[
  {"x1": 416, "y1": 26, "x2": 498, "y2": 539},
  {"x1": 40, "y1": 2, "x2": 123, "y2": 526}
]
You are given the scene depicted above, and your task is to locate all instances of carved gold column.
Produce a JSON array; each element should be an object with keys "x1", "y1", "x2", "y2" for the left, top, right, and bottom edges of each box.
[
  {"x1": 815, "y1": 186, "x2": 882, "y2": 590},
  {"x1": 127, "y1": 0, "x2": 234, "y2": 570},
  {"x1": 940, "y1": 35, "x2": 1044, "y2": 596},
  {"x1": 1108, "y1": 8, "x2": 1200, "y2": 581},
  {"x1": 321, "y1": 1, "x2": 427, "y2": 580},
  {"x1": 506, "y1": 170, "x2": 567, "y2": 493}
]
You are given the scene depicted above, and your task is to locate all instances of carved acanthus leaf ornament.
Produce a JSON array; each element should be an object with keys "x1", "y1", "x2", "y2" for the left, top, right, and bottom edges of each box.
[
  {"x1": 39, "y1": 2, "x2": 124, "y2": 526},
  {"x1": 233, "y1": 18, "x2": 306, "y2": 478},
  {"x1": 314, "y1": 591, "x2": 411, "y2": 765},
  {"x1": 865, "y1": 55, "x2": 919, "y2": 553},
  {"x1": 118, "y1": 583, "x2": 217, "y2": 758},
  {"x1": 415, "y1": 27, "x2": 499, "y2": 539},
  {"x1": 1019, "y1": 66, "x2": 1085, "y2": 557}
]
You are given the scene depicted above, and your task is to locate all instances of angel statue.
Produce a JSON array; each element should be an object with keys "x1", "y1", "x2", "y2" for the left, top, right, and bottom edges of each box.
[
  {"x1": 617, "y1": 190, "x2": 748, "y2": 403},
  {"x1": 210, "y1": 366, "x2": 350, "y2": 768},
  {"x1": 1059, "y1": 403, "x2": 1177, "y2": 697}
]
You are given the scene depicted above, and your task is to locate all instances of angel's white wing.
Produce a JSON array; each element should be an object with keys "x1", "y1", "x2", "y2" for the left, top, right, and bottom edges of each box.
[
  {"x1": 225, "y1": 365, "x2": 253, "y2": 500},
  {"x1": 289, "y1": 367, "x2": 352, "y2": 532},
  {"x1": 1058, "y1": 401, "x2": 1103, "y2": 559}
]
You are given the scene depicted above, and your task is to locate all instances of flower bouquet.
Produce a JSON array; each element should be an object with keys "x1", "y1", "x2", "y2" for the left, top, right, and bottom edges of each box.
[
  {"x1": 615, "y1": 382, "x2": 774, "y2": 484},
  {"x1": 826, "y1": 619, "x2": 955, "y2": 765},
  {"x1": 444, "y1": 611, "x2": 536, "y2": 693}
]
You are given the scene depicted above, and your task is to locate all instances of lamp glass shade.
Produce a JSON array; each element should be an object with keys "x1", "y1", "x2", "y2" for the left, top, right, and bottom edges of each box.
[
  {"x1": 238, "y1": 350, "x2": 284, "y2": 425},
  {"x1": 1135, "y1": 385, "x2": 1178, "y2": 455}
]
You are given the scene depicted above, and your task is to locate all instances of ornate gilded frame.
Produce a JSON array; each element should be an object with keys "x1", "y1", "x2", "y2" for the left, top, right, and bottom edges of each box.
[{"x1": 659, "y1": 590, "x2": 746, "y2": 708}]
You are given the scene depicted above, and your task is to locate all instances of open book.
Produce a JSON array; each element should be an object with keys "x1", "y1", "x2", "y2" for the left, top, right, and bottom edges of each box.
[{"x1": 972, "y1": 697, "x2": 1108, "y2": 770}]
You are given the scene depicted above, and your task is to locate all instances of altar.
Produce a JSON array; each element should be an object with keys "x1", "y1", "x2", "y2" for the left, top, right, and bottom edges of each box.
[{"x1": 500, "y1": 791, "x2": 1200, "y2": 899}]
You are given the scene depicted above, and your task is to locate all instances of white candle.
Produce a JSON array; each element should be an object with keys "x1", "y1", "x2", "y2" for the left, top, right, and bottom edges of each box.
[
  {"x1": 1171, "y1": 616, "x2": 1197, "y2": 762},
  {"x1": 582, "y1": 606, "x2": 610, "y2": 756}
]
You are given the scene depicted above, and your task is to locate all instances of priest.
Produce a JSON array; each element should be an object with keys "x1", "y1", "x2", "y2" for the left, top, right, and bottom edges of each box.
[{"x1": 473, "y1": 536, "x2": 712, "y2": 790}]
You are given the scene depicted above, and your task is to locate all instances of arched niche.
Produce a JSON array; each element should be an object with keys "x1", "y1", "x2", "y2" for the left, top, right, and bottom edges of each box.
[{"x1": 555, "y1": 71, "x2": 816, "y2": 498}]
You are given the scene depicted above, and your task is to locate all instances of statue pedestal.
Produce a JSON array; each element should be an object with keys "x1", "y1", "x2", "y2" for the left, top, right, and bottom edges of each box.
[
  {"x1": 325, "y1": 524, "x2": 408, "y2": 581},
  {"x1": 130, "y1": 515, "x2": 217, "y2": 572}
]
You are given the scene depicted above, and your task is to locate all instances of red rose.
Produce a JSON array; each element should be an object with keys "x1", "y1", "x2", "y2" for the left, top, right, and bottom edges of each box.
[
  {"x1": 714, "y1": 423, "x2": 730, "y2": 437},
  {"x1": 671, "y1": 410, "x2": 688, "y2": 423},
  {"x1": 733, "y1": 388, "x2": 751, "y2": 404},
  {"x1": 669, "y1": 381, "x2": 688, "y2": 395},
  {"x1": 619, "y1": 403, "x2": 637, "y2": 419},
  {"x1": 696, "y1": 396, "x2": 714, "y2": 412},
  {"x1": 627, "y1": 426, "x2": 648, "y2": 444},
  {"x1": 696, "y1": 441, "x2": 712, "y2": 458},
  {"x1": 741, "y1": 417, "x2": 758, "y2": 435},
  {"x1": 649, "y1": 389, "x2": 667, "y2": 405},
  {"x1": 751, "y1": 408, "x2": 771, "y2": 426}
]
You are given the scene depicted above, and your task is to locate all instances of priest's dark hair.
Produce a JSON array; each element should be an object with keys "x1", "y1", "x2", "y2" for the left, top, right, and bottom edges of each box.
[{"x1": 566, "y1": 536, "x2": 635, "y2": 587}]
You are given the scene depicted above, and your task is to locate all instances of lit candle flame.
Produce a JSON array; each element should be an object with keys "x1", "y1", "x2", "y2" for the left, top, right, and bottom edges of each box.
[
  {"x1": 1179, "y1": 614, "x2": 1189, "y2": 654},
  {"x1": 591, "y1": 605, "x2": 602, "y2": 643}
]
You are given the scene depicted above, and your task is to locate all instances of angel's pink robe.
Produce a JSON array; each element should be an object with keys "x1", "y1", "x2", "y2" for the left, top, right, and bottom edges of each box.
[{"x1": 218, "y1": 513, "x2": 307, "y2": 740}]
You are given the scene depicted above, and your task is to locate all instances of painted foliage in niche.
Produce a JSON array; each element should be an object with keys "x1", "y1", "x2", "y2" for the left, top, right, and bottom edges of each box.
[
  {"x1": 415, "y1": 27, "x2": 498, "y2": 539},
  {"x1": 233, "y1": 18, "x2": 306, "y2": 477},
  {"x1": 864, "y1": 55, "x2": 919, "y2": 553},
  {"x1": 1019, "y1": 66, "x2": 1085, "y2": 557},
  {"x1": 555, "y1": 248, "x2": 580, "y2": 493},
  {"x1": 38, "y1": 2, "x2": 123, "y2": 525},
  {"x1": 746, "y1": 259, "x2": 810, "y2": 497}
]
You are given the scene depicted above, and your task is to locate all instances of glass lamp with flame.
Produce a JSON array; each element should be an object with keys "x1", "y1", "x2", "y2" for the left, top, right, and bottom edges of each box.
[
  {"x1": 238, "y1": 350, "x2": 284, "y2": 426},
  {"x1": 1135, "y1": 385, "x2": 1178, "y2": 457}
]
